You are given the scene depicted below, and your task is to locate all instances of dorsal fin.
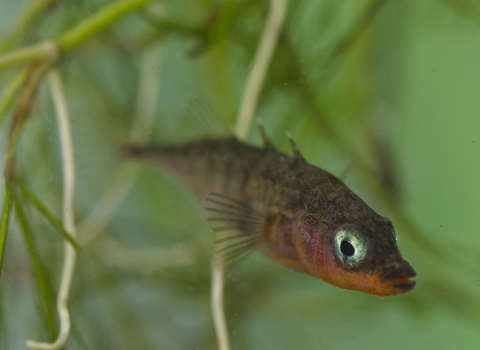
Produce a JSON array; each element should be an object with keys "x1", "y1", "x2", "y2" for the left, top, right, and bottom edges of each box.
[
  {"x1": 256, "y1": 119, "x2": 275, "y2": 150},
  {"x1": 173, "y1": 98, "x2": 233, "y2": 143},
  {"x1": 286, "y1": 131, "x2": 304, "y2": 160}
]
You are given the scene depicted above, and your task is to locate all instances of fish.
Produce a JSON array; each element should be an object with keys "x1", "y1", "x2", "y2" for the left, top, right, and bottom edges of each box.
[{"x1": 127, "y1": 113, "x2": 416, "y2": 297}]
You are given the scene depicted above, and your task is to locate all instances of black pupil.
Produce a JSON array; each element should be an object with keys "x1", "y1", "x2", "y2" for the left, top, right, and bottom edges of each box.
[{"x1": 340, "y1": 240, "x2": 355, "y2": 257}]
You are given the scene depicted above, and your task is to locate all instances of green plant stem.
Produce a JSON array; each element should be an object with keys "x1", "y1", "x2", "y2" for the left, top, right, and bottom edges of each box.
[
  {"x1": 11, "y1": 191, "x2": 56, "y2": 341},
  {"x1": 0, "y1": 0, "x2": 156, "y2": 70},
  {"x1": 17, "y1": 183, "x2": 82, "y2": 252},
  {"x1": 0, "y1": 42, "x2": 53, "y2": 71},
  {"x1": 4, "y1": 58, "x2": 57, "y2": 177},
  {"x1": 0, "y1": 69, "x2": 29, "y2": 124},
  {"x1": 0, "y1": 186, "x2": 12, "y2": 279},
  {"x1": 58, "y1": 0, "x2": 154, "y2": 52}
]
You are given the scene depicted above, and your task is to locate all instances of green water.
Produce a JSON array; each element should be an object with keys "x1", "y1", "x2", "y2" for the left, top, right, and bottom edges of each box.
[{"x1": 0, "y1": 0, "x2": 479, "y2": 349}]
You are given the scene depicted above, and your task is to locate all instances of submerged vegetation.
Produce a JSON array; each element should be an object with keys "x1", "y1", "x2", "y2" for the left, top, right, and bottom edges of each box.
[{"x1": 0, "y1": 0, "x2": 480, "y2": 349}]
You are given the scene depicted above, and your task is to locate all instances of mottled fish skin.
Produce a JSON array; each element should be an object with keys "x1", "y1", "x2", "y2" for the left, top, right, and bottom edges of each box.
[{"x1": 130, "y1": 137, "x2": 416, "y2": 296}]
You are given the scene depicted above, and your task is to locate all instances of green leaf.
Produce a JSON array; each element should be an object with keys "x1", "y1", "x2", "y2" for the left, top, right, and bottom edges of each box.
[
  {"x1": 0, "y1": 186, "x2": 12, "y2": 279},
  {"x1": 11, "y1": 190, "x2": 56, "y2": 341},
  {"x1": 17, "y1": 183, "x2": 82, "y2": 252}
]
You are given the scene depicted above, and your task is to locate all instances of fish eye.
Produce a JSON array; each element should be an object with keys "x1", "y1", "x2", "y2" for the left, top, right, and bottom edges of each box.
[{"x1": 334, "y1": 227, "x2": 367, "y2": 267}]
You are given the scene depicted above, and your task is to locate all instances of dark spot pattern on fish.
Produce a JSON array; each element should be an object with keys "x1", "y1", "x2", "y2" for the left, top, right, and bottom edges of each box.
[{"x1": 129, "y1": 137, "x2": 416, "y2": 296}]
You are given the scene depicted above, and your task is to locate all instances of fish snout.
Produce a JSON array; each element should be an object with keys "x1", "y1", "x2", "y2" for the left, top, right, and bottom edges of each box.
[{"x1": 376, "y1": 262, "x2": 417, "y2": 295}]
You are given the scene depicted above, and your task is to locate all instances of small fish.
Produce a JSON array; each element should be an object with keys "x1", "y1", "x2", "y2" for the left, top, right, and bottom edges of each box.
[{"x1": 128, "y1": 118, "x2": 416, "y2": 296}]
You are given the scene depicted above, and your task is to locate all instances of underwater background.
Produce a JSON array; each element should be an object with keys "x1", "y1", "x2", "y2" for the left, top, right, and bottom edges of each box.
[{"x1": 1, "y1": 0, "x2": 480, "y2": 349}]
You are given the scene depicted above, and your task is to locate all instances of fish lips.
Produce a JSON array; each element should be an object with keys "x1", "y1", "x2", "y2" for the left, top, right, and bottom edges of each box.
[{"x1": 377, "y1": 263, "x2": 417, "y2": 295}]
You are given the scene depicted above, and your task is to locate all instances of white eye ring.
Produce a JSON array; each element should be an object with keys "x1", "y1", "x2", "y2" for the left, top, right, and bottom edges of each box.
[{"x1": 334, "y1": 227, "x2": 368, "y2": 267}]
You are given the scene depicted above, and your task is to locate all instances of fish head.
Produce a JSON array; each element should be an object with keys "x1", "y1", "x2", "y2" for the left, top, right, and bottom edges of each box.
[{"x1": 298, "y1": 212, "x2": 416, "y2": 296}]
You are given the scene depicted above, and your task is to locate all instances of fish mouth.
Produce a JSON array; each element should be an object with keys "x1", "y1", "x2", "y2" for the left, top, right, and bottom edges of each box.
[{"x1": 376, "y1": 263, "x2": 417, "y2": 295}]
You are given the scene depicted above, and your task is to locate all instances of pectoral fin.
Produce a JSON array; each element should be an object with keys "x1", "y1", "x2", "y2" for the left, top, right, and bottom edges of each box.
[{"x1": 203, "y1": 193, "x2": 267, "y2": 266}]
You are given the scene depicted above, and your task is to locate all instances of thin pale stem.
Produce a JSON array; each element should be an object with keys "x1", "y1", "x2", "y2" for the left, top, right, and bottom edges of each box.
[
  {"x1": 234, "y1": 0, "x2": 288, "y2": 140},
  {"x1": 26, "y1": 68, "x2": 76, "y2": 350},
  {"x1": 130, "y1": 44, "x2": 163, "y2": 144},
  {"x1": 211, "y1": 262, "x2": 230, "y2": 350},
  {"x1": 212, "y1": 1, "x2": 289, "y2": 350}
]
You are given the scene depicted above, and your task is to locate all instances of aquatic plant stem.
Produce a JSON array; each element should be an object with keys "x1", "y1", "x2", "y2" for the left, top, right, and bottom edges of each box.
[
  {"x1": 0, "y1": 69, "x2": 29, "y2": 124},
  {"x1": 0, "y1": 41, "x2": 57, "y2": 72},
  {"x1": 57, "y1": 0, "x2": 154, "y2": 52},
  {"x1": 0, "y1": 186, "x2": 12, "y2": 279},
  {"x1": 130, "y1": 44, "x2": 163, "y2": 144},
  {"x1": 18, "y1": 183, "x2": 81, "y2": 251},
  {"x1": 26, "y1": 68, "x2": 76, "y2": 350},
  {"x1": 12, "y1": 192, "x2": 56, "y2": 341},
  {"x1": 211, "y1": 262, "x2": 230, "y2": 350},
  {"x1": 4, "y1": 55, "x2": 59, "y2": 174},
  {"x1": 212, "y1": 1, "x2": 289, "y2": 350},
  {"x1": 0, "y1": 0, "x2": 156, "y2": 70},
  {"x1": 234, "y1": 0, "x2": 288, "y2": 140}
]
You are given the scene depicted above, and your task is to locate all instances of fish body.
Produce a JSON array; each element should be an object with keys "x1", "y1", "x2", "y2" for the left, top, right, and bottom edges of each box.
[{"x1": 130, "y1": 137, "x2": 416, "y2": 296}]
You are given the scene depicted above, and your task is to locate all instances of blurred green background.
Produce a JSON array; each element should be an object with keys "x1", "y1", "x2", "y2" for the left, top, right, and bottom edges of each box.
[{"x1": 1, "y1": 0, "x2": 480, "y2": 349}]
